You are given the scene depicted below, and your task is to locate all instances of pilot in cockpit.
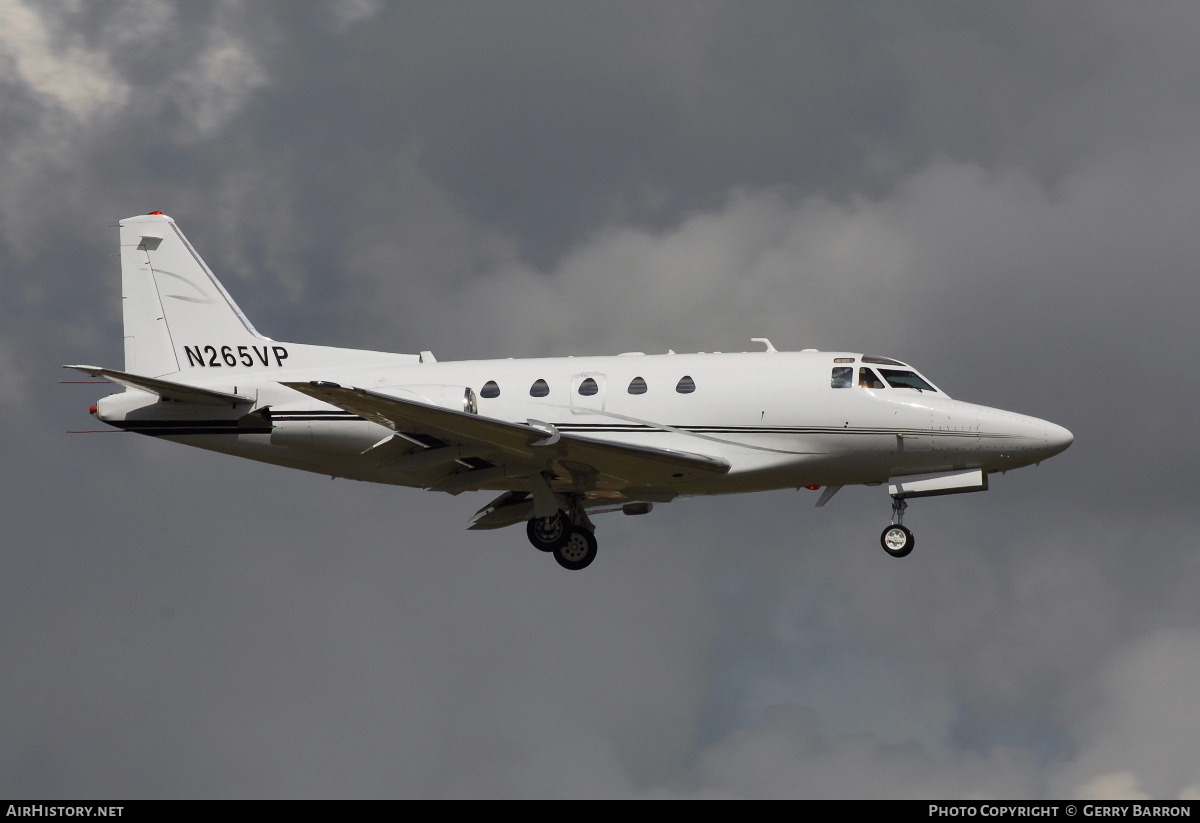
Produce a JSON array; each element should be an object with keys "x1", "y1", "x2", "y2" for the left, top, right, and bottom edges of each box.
[{"x1": 859, "y1": 367, "x2": 885, "y2": 389}]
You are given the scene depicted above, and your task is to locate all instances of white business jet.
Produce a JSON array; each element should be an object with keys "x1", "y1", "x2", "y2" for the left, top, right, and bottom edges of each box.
[{"x1": 67, "y1": 213, "x2": 1072, "y2": 570}]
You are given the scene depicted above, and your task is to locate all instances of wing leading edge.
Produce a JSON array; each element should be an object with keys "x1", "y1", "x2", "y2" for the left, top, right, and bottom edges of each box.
[{"x1": 281, "y1": 381, "x2": 729, "y2": 493}]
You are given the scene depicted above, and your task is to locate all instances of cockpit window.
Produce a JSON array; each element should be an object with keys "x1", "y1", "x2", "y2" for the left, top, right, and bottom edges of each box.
[
  {"x1": 831, "y1": 367, "x2": 853, "y2": 388},
  {"x1": 858, "y1": 367, "x2": 886, "y2": 389},
  {"x1": 862, "y1": 355, "x2": 908, "y2": 367},
  {"x1": 879, "y1": 369, "x2": 937, "y2": 392}
]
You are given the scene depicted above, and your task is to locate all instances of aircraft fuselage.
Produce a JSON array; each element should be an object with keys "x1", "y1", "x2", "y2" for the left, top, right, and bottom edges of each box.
[{"x1": 95, "y1": 349, "x2": 1071, "y2": 497}]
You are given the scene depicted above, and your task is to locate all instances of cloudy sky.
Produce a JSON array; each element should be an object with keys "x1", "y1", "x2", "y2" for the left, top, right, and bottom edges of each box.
[{"x1": 3, "y1": 0, "x2": 1199, "y2": 799}]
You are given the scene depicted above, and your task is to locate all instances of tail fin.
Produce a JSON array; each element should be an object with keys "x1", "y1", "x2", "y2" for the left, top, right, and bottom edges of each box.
[
  {"x1": 117, "y1": 212, "x2": 417, "y2": 379},
  {"x1": 120, "y1": 212, "x2": 269, "y2": 377}
]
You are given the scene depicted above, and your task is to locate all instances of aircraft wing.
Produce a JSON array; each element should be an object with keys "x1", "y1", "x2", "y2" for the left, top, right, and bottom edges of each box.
[
  {"x1": 63, "y1": 365, "x2": 253, "y2": 406},
  {"x1": 281, "y1": 381, "x2": 729, "y2": 491}
]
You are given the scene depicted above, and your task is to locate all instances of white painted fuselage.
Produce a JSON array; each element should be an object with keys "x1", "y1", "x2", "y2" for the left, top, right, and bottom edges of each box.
[{"x1": 94, "y1": 348, "x2": 1071, "y2": 497}]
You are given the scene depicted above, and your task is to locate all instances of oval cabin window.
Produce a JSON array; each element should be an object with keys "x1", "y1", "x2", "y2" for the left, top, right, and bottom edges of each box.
[
  {"x1": 529, "y1": 379, "x2": 549, "y2": 397},
  {"x1": 578, "y1": 377, "x2": 599, "y2": 396},
  {"x1": 481, "y1": 380, "x2": 500, "y2": 398},
  {"x1": 675, "y1": 375, "x2": 696, "y2": 394},
  {"x1": 627, "y1": 376, "x2": 648, "y2": 395}
]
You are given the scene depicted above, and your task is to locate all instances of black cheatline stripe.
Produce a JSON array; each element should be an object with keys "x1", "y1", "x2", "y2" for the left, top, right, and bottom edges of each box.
[
  {"x1": 120, "y1": 427, "x2": 273, "y2": 436},
  {"x1": 114, "y1": 419, "x2": 239, "y2": 428},
  {"x1": 554, "y1": 424, "x2": 652, "y2": 430},
  {"x1": 554, "y1": 424, "x2": 1020, "y2": 438},
  {"x1": 717, "y1": 430, "x2": 1019, "y2": 439},
  {"x1": 552, "y1": 429, "x2": 936, "y2": 434},
  {"x1": 267, "y1": 410, "x2": 362, "y2": 419},
  {"x1": 270, "y1": 415, "x2": 364, "y2": 422},
  {"x1": 110, "y1": 420, "x2": 271, "y2": 436}
]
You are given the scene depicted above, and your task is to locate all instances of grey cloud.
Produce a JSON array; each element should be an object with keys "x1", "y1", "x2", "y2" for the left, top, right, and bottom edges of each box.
[{"x1": 1053, "y1": 629, "x2": 1200, "y2": 799}]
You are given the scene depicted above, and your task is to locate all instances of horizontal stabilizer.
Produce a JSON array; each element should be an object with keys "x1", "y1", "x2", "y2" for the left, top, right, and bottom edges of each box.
[{"x1": 63, "y1": 365, "x2": 253, "y2": 406}]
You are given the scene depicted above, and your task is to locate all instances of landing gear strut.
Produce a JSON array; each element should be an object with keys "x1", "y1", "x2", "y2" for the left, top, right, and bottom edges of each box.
[
  {"x1": 526, "y1": 496, "x2": 598, "y2": 570},
  {"x1": 880, "y1": 495, "x2": 915, "y2": 558}
]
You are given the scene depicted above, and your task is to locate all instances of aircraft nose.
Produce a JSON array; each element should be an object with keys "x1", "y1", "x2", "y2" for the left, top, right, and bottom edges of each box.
[
  {"x1": 1015, "y1": 415, "x2": 1073, "y2": 464},
  {"x1": 975, "y1": 406, "x2": 1073, "y2": 469},
  {"x1": 1044, "y1": 421, "x2": 1074, "y2": 456}
]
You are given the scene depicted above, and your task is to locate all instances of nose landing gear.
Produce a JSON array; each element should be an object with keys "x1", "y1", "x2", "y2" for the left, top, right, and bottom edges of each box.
[{"x1": 880, "y1": 495, "x2": 915, "y2": 558}]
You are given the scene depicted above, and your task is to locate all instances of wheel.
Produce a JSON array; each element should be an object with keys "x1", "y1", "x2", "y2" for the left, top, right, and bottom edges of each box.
[
  {"x1": 553, "y1": 526, "x2": 598, "y2": 571},
  {"x1": 527, "y1": 511, "x2": 568, "y2": 552},
  {"x1": 880, "y1": 524, "x2": 915, "y2": 558}
]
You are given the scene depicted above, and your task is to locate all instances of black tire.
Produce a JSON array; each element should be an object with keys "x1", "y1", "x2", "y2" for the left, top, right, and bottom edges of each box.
[
  {"x1": 553, "y1": 526, "x2": 598, "y2": 571},
  {"x1": 880, "y1": 524, "x2": 915, "y2": 558},
  {"x1": 527, "y1": 511, "x2": 568, "y2": 552}
]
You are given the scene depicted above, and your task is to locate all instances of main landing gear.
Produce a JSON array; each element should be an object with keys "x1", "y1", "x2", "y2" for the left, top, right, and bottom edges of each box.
[
  {"x1": 880, "y1": 495, "x2": 915, "y2": 558},
  {"x1": 526, "y1": 499, "x2": 598, "y2": 571}
]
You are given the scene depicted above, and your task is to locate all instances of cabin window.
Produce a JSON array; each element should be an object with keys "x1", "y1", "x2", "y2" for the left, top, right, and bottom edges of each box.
[
  {"x1": 578, "y1": 377, "x2": 599, "y2": 396},
  {"x1": 675, "y1": 375, "x2": 696, "y2": 394},
  {"x1": 858, "y1": 368, "x2": 885, "y2": 389},
  {"x1": 481, "y1": 380, "x2": 500, "y2": 398},
  {"x1": 831, "y1": 367, "x2": 853, "y2": 388},
  {"x1": 879, "y1": 369, "x2": 937, "y2": 392},
  {"x1": 627, "y1": 376, "x2": 648, "y2": 395},
  {"x1": 529, "y1": 379, "x2": 549, "y2": 397}
]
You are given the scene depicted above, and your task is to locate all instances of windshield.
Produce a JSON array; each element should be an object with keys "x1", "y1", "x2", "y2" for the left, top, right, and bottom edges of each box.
[{"x1": 879, "y1": 369, "x2": 937, "y2": 392}]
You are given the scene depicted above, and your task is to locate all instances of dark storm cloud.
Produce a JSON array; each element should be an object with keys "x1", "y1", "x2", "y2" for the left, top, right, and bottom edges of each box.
[{"x1": 3, "y1": 0, "x2": 1200, "y2": 798}]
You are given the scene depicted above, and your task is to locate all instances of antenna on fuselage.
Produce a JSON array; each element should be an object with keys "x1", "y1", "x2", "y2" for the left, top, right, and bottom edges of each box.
[{"x1": 751, "y1": 337, "x2": 778, "y2": 353}]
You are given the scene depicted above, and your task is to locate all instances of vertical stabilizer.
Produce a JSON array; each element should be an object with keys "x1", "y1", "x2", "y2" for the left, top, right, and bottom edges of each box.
[{"x1": 119, "y1": 213, "x2": 267, "y2": 377}]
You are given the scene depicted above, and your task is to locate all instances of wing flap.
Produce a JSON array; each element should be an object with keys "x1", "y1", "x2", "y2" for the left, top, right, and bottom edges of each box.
[
  {"x1": 467, "y1": 492, "x2": 651, "y2": 530},
  {"x1": 63, "y1": 365, "x2": 253, "y2": 406},
  {"x1": 281, "y1": 381, "x2": 729, "y2": 488}
]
